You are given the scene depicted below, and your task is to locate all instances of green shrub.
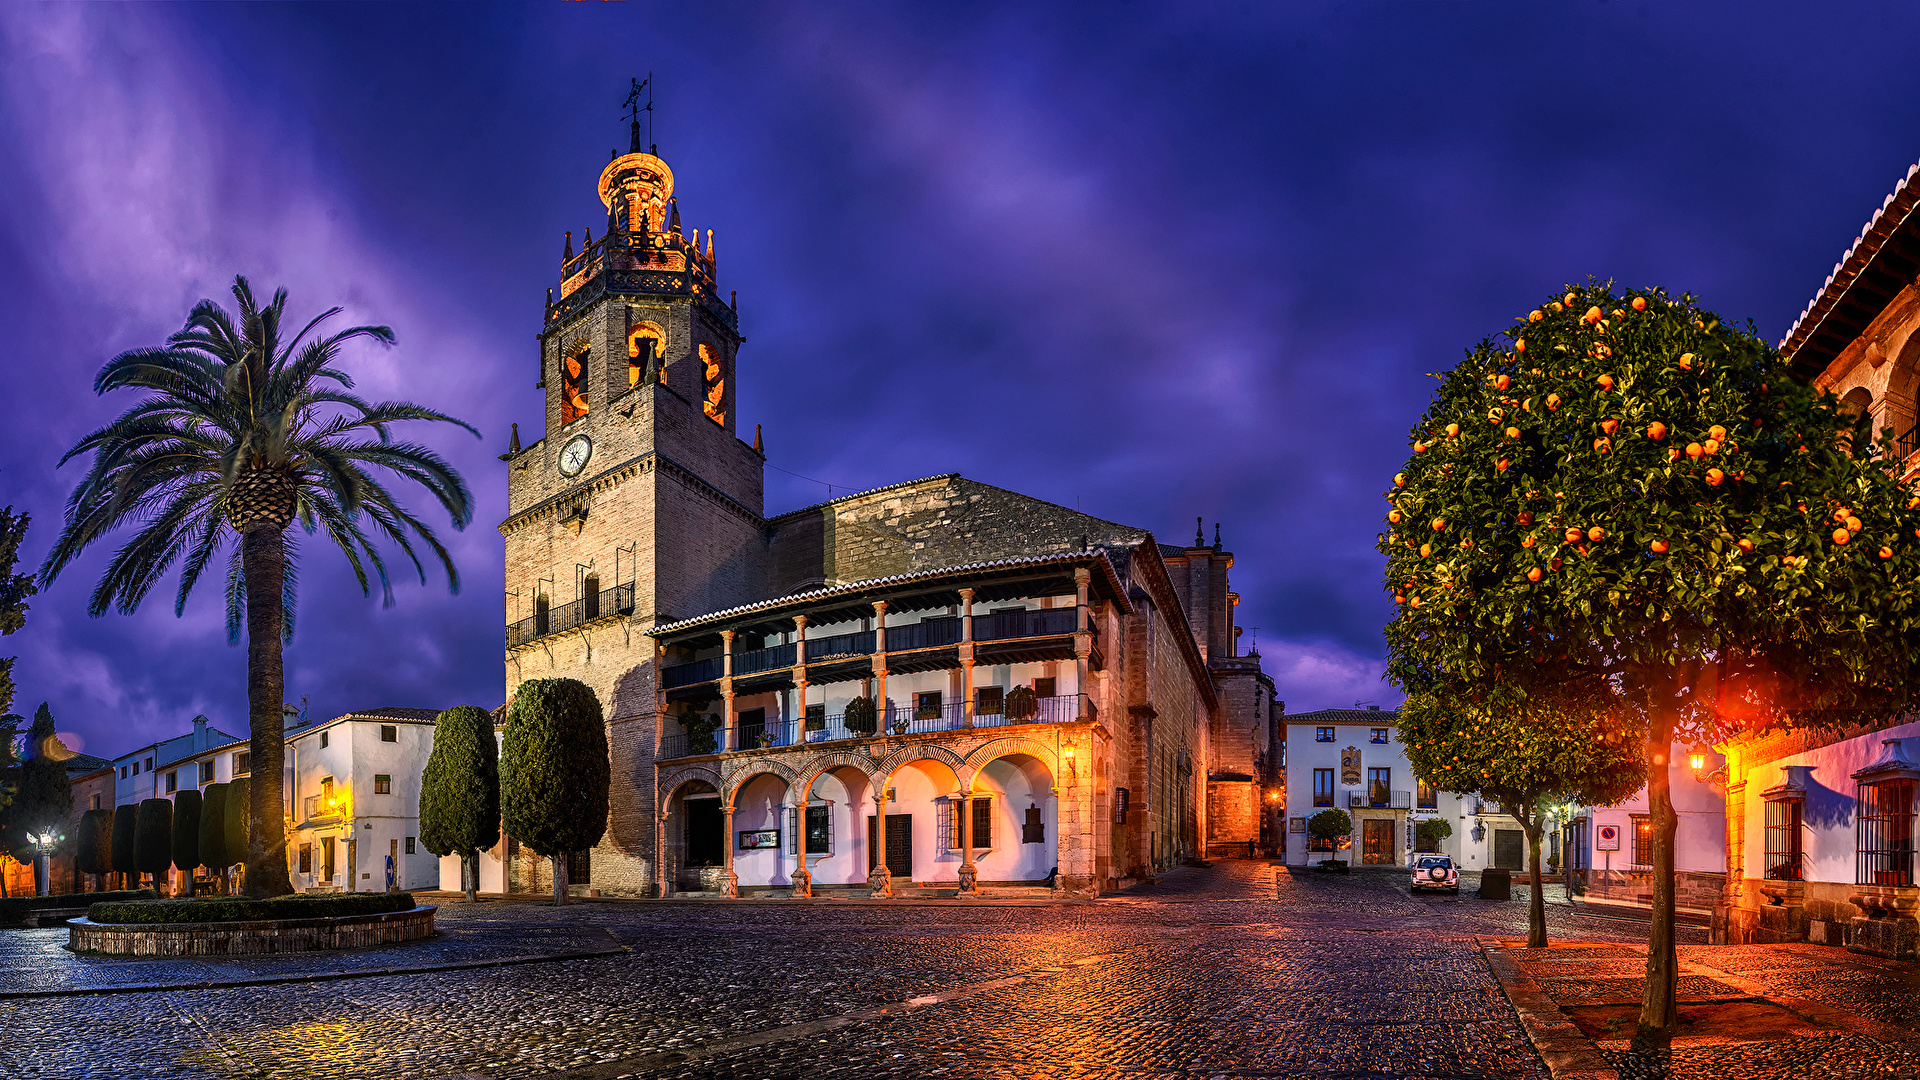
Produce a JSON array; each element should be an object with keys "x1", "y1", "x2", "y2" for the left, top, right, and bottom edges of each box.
[
  {"x1": 502, "y1": 678, "x2": 609, "y2": 906},
  {"x1": 109, "y1": 805, "x2": 138, "y2": 879},
  {"x1": 198, "y1": 783, "x2": 230, "y2": 871},
  {"x1": 1415, "y1": 817, "x2": 1453, "y2": 853},
  {"x1": 1307, "y1": 808, "x2": 1352, "y2": 844},
  {"x1": 86, "y1": 891, "x2": 416, "y2": 925},
  {"x1": 134, "y1": 798, "x2": 173, "y2": 880},
  {"x1": 171, "y1": 789, "x2": 201, "y2": 874},
  {"x1": 679, "y1": 712, "x2": 720, "y2": 754},
  {"x1": 0, "y1": 889, "x2": 155, "y2": 927},
  {"x1": 1004, "y1": 686, "x2": 1038, "y2": 721},
  {"x1": 225, "y1": 775, "x2": 251, "y2": 871},
  {"x1": 75, "y1": 808, "x2": 114, "y2": 877}
]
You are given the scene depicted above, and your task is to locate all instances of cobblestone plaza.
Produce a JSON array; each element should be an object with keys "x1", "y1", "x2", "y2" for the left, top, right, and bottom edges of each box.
[{"x1": 20, "y1": 861, "x2": 1893, "y2": 1080}]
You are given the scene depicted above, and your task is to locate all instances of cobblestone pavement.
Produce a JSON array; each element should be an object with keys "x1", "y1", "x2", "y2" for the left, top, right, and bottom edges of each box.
[{"x1": 0, "y1": 864, "x2": 1706, "y2": 1079}]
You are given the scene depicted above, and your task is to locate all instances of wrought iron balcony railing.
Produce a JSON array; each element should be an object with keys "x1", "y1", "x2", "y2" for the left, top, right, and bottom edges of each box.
[
  {"x1": 506, "y1": 582, "x2": 636, "y2": 648},
  {"x1": 655, "y1": 694, "x2": 1087, "y2": 760}
]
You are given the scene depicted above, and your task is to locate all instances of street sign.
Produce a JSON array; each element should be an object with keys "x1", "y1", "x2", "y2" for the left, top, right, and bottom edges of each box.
[{"x1": 1595, "y1": 824, "x2": 1621, "y2": 851}]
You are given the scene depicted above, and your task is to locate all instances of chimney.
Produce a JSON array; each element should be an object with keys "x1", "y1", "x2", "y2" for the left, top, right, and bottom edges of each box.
[{"x1": 193, "y1": 715, "x2": 209, "y2": 749}]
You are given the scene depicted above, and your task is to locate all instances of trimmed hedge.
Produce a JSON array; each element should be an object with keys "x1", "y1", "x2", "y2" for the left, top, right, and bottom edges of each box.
[
  {"x1": 87, "y1": 891, "x2": 417, "y2": 925},
  {"x1": 134, "y1": 798, "x2": 173, "y2": 878},
  {"x1": 0, "y1": 889, "x2": 156, "y2": 927}
]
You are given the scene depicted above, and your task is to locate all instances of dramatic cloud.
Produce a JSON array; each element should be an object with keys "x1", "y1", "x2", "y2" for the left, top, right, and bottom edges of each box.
[{"x1": 3, "y1": 2, "x2": 1919, "y2": 756}]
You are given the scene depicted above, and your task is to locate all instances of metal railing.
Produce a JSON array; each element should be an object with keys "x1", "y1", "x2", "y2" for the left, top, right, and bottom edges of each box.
[
  {"x1": 656, "y1": 694, "x2": 1087, "y2": 760},
  {"x1": 1349, "y1": 789, "x2": 1414, "y2": 810},
  {"x1": 302, "y1": 795, "x2": 344, "y2": 822},
  {"x1": 806, "y1": 630, "x2": 875, "y2": 661},
  {"x1": 506, "y1": 582, "x2": 636, "y2": 648},
  {"x1": 662, "y1": 656, "x2": 724, "y2": 689}
]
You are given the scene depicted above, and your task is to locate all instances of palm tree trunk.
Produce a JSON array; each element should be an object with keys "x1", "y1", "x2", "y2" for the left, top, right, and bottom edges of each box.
[
  {"x1": 1638, "y1": 716, "x2": 1680, "y2": 1039},
  {"x1": 241, "y1": 524, "x2": 295, "y2": 898}
]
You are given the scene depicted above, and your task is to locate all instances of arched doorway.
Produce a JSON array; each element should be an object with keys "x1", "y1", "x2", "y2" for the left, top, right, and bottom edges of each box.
[
  {"x1": 663, "y1": 777, "x2": 724, "y2": 895},
  {"x1": 875, "y1": 757, "x2": 961, "y2": 885},
  {"x1": 971, "y1": 753, "x2": 1057, "y2": 885},
  {"x1": 800, "y1": 766, "x2": 875, "y2": 888},
  {"x1": 730, "y1": 772, "x2": 794, "y2": 889}
]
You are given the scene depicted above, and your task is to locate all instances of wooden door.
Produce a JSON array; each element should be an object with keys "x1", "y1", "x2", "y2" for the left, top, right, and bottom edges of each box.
[
  {"x1": 1494, "y1": 829, "x2": 1525, "y2": 870},
  {"x1": 867, "y1": 814, "x2": 914, "y2": 880},
  {"x1": 1361, "y1": 818, "x2": 1394, "y2": 865}
]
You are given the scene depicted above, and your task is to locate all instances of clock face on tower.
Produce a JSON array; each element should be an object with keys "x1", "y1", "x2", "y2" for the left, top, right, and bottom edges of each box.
[{"x1": 558, "y1": 434, "x2": 593, "y2": 477}]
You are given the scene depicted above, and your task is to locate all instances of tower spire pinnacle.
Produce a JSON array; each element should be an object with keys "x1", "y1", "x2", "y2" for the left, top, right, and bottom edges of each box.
[{"x1": 624, "y1": 75, "x2": 653, "y2": 156}]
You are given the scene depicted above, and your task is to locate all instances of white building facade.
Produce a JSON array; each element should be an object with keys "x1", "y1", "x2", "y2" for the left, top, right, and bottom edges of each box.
[
  {"x1": 286, "y1": 708, "x2": 443, "y2": 893},
  {"x1": 1564, "y1": 755, "x2": 1728, "y2": 914}
]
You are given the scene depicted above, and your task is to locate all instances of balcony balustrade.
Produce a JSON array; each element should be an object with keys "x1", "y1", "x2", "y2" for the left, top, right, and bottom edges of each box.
[
  {"x1": 506, "y1": 582, "x2": 636, "y2": 648},
  {"x1": 1348, "y1": 789, "x2": 1414, "y2": 810},
  {"x1": 655, "y1": 694, "x2": 1086, "y2": 760},
  {"x1": 303, "y1": 794, "x2": 345, "y2": 822},
  {"x1": 659, "y1": 609, "x2": 1084, "y2": 690}
]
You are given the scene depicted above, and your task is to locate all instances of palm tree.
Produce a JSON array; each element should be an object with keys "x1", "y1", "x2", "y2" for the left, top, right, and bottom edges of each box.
[{"x1": 41, "y1": 277, "x2": 476, "y2": 897}]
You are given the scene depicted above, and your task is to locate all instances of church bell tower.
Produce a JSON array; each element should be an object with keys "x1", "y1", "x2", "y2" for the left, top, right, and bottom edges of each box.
[{"x1": 498, "y1": 100, "x2": 768, "y2": 894}]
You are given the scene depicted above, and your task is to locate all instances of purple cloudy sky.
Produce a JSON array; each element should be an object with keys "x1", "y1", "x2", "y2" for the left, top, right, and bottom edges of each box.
[{"x1": 3, "y1": 3, "x2": 1919, "y2": 758}]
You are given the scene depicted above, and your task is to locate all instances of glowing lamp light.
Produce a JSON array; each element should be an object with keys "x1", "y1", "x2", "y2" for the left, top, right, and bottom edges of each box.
[
  {"x1": 1062, "y1": 747, "x2": 1075, "y2": 759},
  {"x1": 1689, "y1": 752, "x2": 1707, "y2": 773}
]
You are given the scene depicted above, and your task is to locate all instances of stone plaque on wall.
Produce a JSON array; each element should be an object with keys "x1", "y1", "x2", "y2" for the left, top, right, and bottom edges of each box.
[{"x1": 1340, "y1": 746, "x2": 1362, "y2": 786}]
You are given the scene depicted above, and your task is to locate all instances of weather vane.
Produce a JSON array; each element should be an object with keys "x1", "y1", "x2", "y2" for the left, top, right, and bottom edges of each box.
[{"x1": 624, "y1": 74, "x2": 655, "y2": 155}]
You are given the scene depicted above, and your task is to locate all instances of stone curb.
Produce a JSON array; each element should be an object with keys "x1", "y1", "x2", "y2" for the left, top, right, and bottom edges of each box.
[
  {"x1": 1477, "y1": 938, "x2": 1621, "y2": 1080},
  {"x1": 0, "y1": 939, "x2": 630, "y2": 1000}
]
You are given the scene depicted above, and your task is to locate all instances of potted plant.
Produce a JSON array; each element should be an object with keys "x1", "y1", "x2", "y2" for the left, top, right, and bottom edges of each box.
[
  {"x1": 1308, "y1": 809, "x2": 1352, "y2": 872},
  {"x1": 844, "y1": 696, "x2": 877, "y2": 736},
  {"x1": 1004, "y1": 685, "x2": 1039, "y2": 722},
  {"x1": 1415, "y1": 817, "x2": 1452, "y2": 854},
  {"x1": 680, "y1": 713, "x2": 722, "y2": 755}
]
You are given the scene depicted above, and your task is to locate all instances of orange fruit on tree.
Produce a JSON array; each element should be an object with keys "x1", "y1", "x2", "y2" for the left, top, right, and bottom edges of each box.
[
  {"x1": 1706, "y1": 468, "x2": 1725, "y2": 486},
  {"x1": 1515, "y1": 339, "x2": 1527, "y2": 354},
  {"x1": 1704, "y1": 439, "x2": 1721, "y2": 456},
  {"x1": 1529, "y1": 310, "x2": 1544, "y2": 323},
  {"x1": 1549, "y1": 558, "x2": 1563, "y2": 571},
  {"x1": 1584, "y1": 305, "x2": 1602, "y2": 323},
  {"x1": 1432, "y1": 517, "x2": 1447, "y2": 532},
  {"x1": 1564, "y1": 527, "x2": 1583, "y2": 545},
  {"x1": 1588, "y1": 526, "x2": 1606, "y2": 542},
  {"x1": 1522, "y1": 535, "x2": 1536, "y2": 549},
  {"x1": 1516, "y1": 511, "x2": 1534, "y2": 525},
  {"x1": 1505, "y1": 426, "x2": 1520, "y2": 439},
  {"x1": 1459, "y1": 539, "x2": 1473, "y2": 550},
  {"x1": 1410, "y1": 596, "x2": 1422, "y2": 608},
  {"x1": 1445, "y1": 423, "x2": 1461, "y2": 438},
  {"x1": 1388, "y1": 510, "x2": 1403, "y2": 523},
  {"x1": 1495, "y1": 374, "x2": 1511, "y2": 390},
  {"x1": 1833, "y1": 528, "x2": 1851, "y2": 545},
  {"x1": 1597, "y1": 374, "x2": 1615, "y2": 391},
  {"x1": 1678, "y1": 353, "x2": 1693, "y2": 370},
  {"x1": 1496, "y1": 458, "x2": 1511, "y2": 472},
  {"x1": 1546, "y1": 394, "x2": 1561, "y2": 411},
  {"x1": 1847, "y1": 516, "x2": 1863, "y2": 532},
  {"x1": 1668, "y1": 447, "x2": 1683, "y2": 462},
  {"x1": 1414, "y1": 441, "x2": 1428, "y2": 453},
  {"x1": 1394, "y1": 473, "x2": 1406, "y2": 487},
  {"x1": 1564, "y1": 292, "x2": 1577, "y2": 306},
  {"x1": 1526, "y1": 566, "x2": 1543, "y2": 582},
  {"x1": 1738, "y1": 538, "x2": 1755, "y2": 553},
  {"x1": 1881, "y1": 547, "x2": 1895, "y2": 560},
  {"x1": 1601, "y1": 418, "x2": 1620, "y2": 435},
  {"x1": 1650, "y1": 539, "x2": 1669, "y2": 554},
  {"x1": 1593, "y1": 437, "x2": 1612, "y2": 453},
  {"x1": 1709, "y1": 424, "x2": 1727, "y2": 442},
  {"x1": 1647, "y1": 421, "x2": 1667, "y2": 440},
  {"x1": 1631, "y1": 296, "x2": 1647, "y2": 311},
  {"x1": 1394, "y1": 594, "x2": 1406, "y2": 604},
  {"x1": 1420, "y1": 543, "x2": 1432, "y2": 557},
  {"x1": 1686, "y1": 442, "x2": 1704, "y2": 460}
]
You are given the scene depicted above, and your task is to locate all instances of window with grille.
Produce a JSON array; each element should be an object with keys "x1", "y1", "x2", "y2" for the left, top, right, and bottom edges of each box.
[
  {"x1": 380, "y1": 725, "x2": 398, "y2": 742},
  {"x1": 404, "y1": 836, "x2": 417, "y2": 855},
  {"x1": 298, "y1": 844, "x2": 312, "y2": 874},
  {"x1": 374, "y1": 774, "x2": 392, "y2": 795},
  {"x1": 1417, "y1": 780, "x2": 1437, "y2": 810},
  {"x1": 806, "y1": 804, "x2": 831, "y2": 855},
  {"x1": 1631, "y1": 815, "x2": 1653, "y2": 868},
  {"x1": 1764, "y1": 799, "x2": 1803, "y2": 880},
  {"x1": 1857, "y1": 779, "x2": 1915, "y2": 886},
  {"x1": 1313, "y1": 768, "x2": 1334, "y2": 807},
  {"x1": 948, "y1": 797, "x2": 992, "y2": 849},
  {"x1": 233, "y1": 752, "x2": 251, "y2": 776},
  {"x1": 567, "y1": 847, "x2": 592, "y2": 884}
]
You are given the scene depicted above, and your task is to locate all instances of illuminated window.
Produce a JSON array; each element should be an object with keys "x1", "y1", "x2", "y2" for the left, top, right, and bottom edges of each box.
[
  {"x1": 1417, "y1": 780, "x2": 1437, "y2": 809},
  {"x1": 699, "y1": 342, "x2": 725, "y2": 425},
  {"x1": 1631, "y1": 815, "x2": 1653, "y2": 868},
  {"x1": 628, "y1": 324, "x2": 664, "y2": 387},
  {"x1": 1764, "y1": 798, "x2": 1803, "y2": 881},
  {"x1": 1858, "y1": 779, "x2": 1915, "y2": 887},
  {"x1": 1368, "y1": 768, "x2": 1391, "y2": 807},
  {"x1": 561, "y1": 344, "x2": 591, "y2": 423}
]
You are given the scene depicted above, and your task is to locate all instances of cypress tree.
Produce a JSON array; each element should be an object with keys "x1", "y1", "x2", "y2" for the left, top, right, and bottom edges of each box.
[
  {"x1": 171, "y1": 788, "x2": 201, "y2": 894},
  {"x1": 198, "y1": 783, "x2": 230, "y2": 889},
  {"x1": 419, "y1": 705, "x2": 500, "y2": 903},
  {"x1": 110, "y1": 804, "x2": 137, "y2": 889},
  {"x1": 501, "y1": 678, "x2": 608, "y2": 906},
  {"x1": 75, "y1": 807, "x2": 113, "y2": 887},
  {"x1": 133, "y1": 798, "x2": 172, "y2": 889},
  {"x1": 224, "y1": 776, "x2": 251, "y2": 892}
]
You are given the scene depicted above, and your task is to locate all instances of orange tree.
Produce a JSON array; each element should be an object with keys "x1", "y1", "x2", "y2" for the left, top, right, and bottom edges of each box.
[
  {"x1": 1380, "y1": 283, "x2": 1920, "y2": 1037},
  {"x1": 1399, "y1": 688, "x2": 1645, "y2": 949}
]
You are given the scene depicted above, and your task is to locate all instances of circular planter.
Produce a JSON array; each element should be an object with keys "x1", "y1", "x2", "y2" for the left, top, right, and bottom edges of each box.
[{"x1": 68, "y1": 904, "x2": 436, "y2": 957}]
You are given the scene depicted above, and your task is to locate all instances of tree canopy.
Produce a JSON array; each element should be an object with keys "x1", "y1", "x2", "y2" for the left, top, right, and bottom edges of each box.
[
  {"x1": 1381, "y1": 282, "x2": 1920, "y2": 1035},
  {"x1": 171, "y1": 788, "x2": 202, "y2": 877},
  {"x1": 134, "y1": 798, "x2": 173, "y2": 881},
  {"x1": 502, "y1": 678, "x2": 609, "y2": 906},
  {"x1": 198, "y1": 782, "x2": 230, "y2": 873},
  {"x1": 7, "y1": 705, "x2": 74, "y2": 861},
  {"x1": 109, "y1": 804, "x2": 138, "y2": 880},
  {"x1": 76, "y1": 807, "x2": 113, "y2": 878}
]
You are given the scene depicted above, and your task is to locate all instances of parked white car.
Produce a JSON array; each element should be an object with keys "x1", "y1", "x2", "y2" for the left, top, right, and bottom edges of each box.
[{"x1": 1411, "y1": 855, "x2": 1458, "y2": 893}]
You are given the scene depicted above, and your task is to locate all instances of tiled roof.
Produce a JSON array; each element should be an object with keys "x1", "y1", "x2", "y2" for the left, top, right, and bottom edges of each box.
[
  {"x1": 651, "y1": 549, "x2": 1125, "y2": 636},
  {"x1": 1284, "y1": 708, "x2": 1399, "y2": 723},
  {"x1": 1779, "y1": 159, "x2": 1920, "y2": 375},
  {"x1": 63, "y1": 752, "x2": 112, "y2": 774},
  {"x1": 338, "y1": 707, "x2": 443, "y2": 723},
  {"x1": 766, "y1": 474, "x2": 961, "y2": 523}
]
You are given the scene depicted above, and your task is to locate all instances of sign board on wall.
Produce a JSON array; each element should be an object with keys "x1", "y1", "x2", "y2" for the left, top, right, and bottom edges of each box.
[
  {"x1": 1290, "y1": 817, "x2": 1306, "y2": 833},
  {"x1": 1595, "y1": 824, "x2": 1621, "y2": 852},
  {"x1": 1340, "y1": 747, "x2": 1362, "y2": 785}
]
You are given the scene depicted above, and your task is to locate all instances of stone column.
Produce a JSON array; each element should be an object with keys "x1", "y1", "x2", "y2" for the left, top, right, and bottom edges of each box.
[
  {"x1": 1073, "y1": 568, "x2": 1092, "y2": 720},
  {"x1": 1052, "y1": 735, "x2": 1095, "y2": 898},
  {"x1": 868, "y1": 784, "x2": 893, "y2": 898},
  {"x1": 653, "y1": 640, "x2": 668, "y2": 759},
  {"x1": 957, "y1": 789, "x2": 979, "y2": 896},
  {"x1": 793, "y1": 615, "x2": 809, "y2": 741},
  {"x1": 721, "y1": 802, "x2": 739, "y2": 898},
  {"x1": 720, "y1": 629, "x2": 737, "y2": 751},
  {"x1": 872, "y1": 601, "x2": 890, "y2": 733},
  {"x1": 958, "y1": 588, "x2": 976, "y2": 729},
  {"x1": 1717, "y1": 772, "x2": 1747, "y2": 945},
  {"x1": 790, "y1": 798, "x2": 813, "y2": 898}
]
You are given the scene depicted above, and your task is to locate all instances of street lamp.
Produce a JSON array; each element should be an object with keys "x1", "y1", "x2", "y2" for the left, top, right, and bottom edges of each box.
[{"x1": 26, "y1": 828, "x2": 63, "y2": 898}]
